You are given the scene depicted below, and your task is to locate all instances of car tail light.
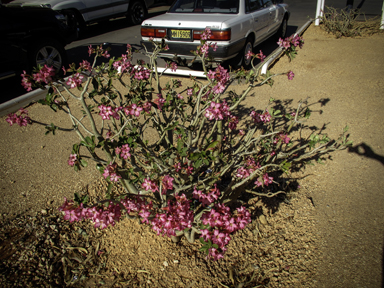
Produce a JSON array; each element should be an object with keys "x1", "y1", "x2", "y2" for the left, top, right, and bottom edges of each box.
[
  {"x1": 211, "y1": 30, "x2": 231, "y2": 41},
  {"x1": 155, "y1": 29, "x2": 167, "y2": 38},
  {"x1": 193, "y1": 29, "x2": 231, "y2": 41},
  {"x1": 141, "y1": 27, "x2": 167, "y2": 38}
]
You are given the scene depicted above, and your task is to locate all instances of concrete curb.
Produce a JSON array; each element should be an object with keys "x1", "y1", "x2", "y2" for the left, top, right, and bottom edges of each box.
[{"x1": 0, "y1": 87, "x2": 47, "y2": 117}]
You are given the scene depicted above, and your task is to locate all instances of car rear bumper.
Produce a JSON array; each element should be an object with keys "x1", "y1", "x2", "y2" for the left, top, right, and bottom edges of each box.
[{"x1": 141, "y1": 38, "x2": 246, "y2": 62}]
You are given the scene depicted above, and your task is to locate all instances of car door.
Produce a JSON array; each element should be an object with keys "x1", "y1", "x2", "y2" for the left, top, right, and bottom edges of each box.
[
  {"x1": 82, "y1": 0, "x2": 115, "y2": 21},
  {"x1": 262, "y1": 0, "x2": 280, "y2": 34},
  {"x1": 0, "y1": 6, "x2": 27, "y2": 78},
  {"x1": 112, "y1": 0, "x2": 129, "y2": 14},
  {"x1": 245, "y1": 0, "x2": 269, "y2": 42}
]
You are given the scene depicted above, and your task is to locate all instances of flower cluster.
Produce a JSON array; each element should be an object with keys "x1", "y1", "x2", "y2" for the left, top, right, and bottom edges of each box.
[
  {"x1": 255, "y1": 173, "x2": 273, "y2": 187},
  {"x1": 200, "y1": 204, "x2": 251, "y2": 260},
  {"x1": 274, "y1": 132, "x2": 291, "y2": 144},
  {"x1": 5, "y1": 108, "x2": 31, "y2": 127},
  {"x1": 66, "y1": 72, "x2": 84, "y2": 88},
  {"x1": 207, "y1": 65, "x2": 230, "y2": 95},
  {"x1": 67, "y1": 154, "x2": 77, "y2": 166},
  {"x1": 142, "y1": 178, "x2": 159, "y2": 192},
  {"x1": 151, "y1": 194, "x2": 194, "y2": 237},
  {"x1": 236, "y1": 157, "x2": 261, "y2": 179},
  {"x1": 287, "y1": 70, "x2": 295, "y2": 80},
  {"x1": 192, "y1": 184, "x2": 220, "y2": 206},
  {"x1": 88, "y1": 44, "x2": 110, "y2": 58},
  {"x1": 114, "y1": 54, "x2": 133, "y2": 74},
  {"x1": 115, "y1": 144, "x2": 131, "y2": 159},
  {"x1": 98, "y1": 105, "x2": 121, "y2": 120},
  {"x1": 166, "y1": 62, "x2": 178, "y2": 72},
  {"x1": 20, "y1": 64, "x2": 56, "y2": 91},
  {"x1": 250, "y1": 109, "x2": 272, "y2": 123},
  {"x1": 278, "y1": 35, "x2": 304, "y2": 49},
  {"x1": 59, "y1": 198, "x2": 122, "y2": 229},
  {"x1": 133, "y1": 66, "x2": 151, "y2": 80},
  {"x1": 204, "y1": 100, "x2": 231, "y2": 121},
  {"x1": 196, "y1": 28, "x2": 218, "y2": 58},
  {"x1": 33, "y1": 65, "x2": 56, "y2": 84},
  {"x1": 103, "y1": 162, "x2": 121, "y2": 182},
  {"x1": 174, "y1": 162, "x2": 193, "y2": 175},
  {"x1": 245, "y1": 50, "x2": 266, "y2": 62},
  {"x1": 124, "y1": 103, "x2": 143, "y2": 117},
  {"x1": 162, "y1": 175, "x2": 174, "y2": 191},
  {"x1": 121, "y1": 196, "x2": 153, "y2": 224}
]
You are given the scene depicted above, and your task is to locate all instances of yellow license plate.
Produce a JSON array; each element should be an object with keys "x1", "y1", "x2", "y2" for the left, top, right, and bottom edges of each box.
[{"x1": 170, "y1": 29, "x2": 191, "y2": 39}]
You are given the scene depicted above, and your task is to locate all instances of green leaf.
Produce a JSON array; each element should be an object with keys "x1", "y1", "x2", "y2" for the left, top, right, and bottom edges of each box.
[
  {"x1": 189, "y1": 152, "x2": 201, "y2": 161},
  {"x1": 199, "y1": 237, "x2": 206, "y2": 245},
  {"x1": 273, "y1": 109, "x2": 281, "y2": 116},
  {"x1": 96, "y1": 164, "x2": 105, "y2": 174},
  {"x1": 80, "y1": 159, "x2": 88, "y2": 167},
  {"x1": 194, "y1": 159, "x2": 202, "y2": 169},
  {"x1": 206, "y1": 140, "x2": 219, "y2": 150},
  {"x1": 281, "y1": 161, "x2": 292, "y2": 172},
  {"x1": 107, "y1": 183, "x2": 113, "y2": 195}
]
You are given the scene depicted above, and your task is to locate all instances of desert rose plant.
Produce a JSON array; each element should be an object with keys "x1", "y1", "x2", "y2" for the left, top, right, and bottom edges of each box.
[{"x1": 6, "y1": 29, "x2": 352, "y2": 260}]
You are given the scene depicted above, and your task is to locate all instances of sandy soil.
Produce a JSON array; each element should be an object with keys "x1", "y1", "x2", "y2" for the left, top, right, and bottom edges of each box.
[{"x1": 0, "y1": 24, "x2": 383, "y2": 287}]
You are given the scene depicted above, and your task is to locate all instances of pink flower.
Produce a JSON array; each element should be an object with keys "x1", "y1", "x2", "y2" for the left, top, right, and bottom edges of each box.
[
  {"x1": 32, "y1": 65, "x2": 55, "y2": 84},
  {"x1": 153, "y1": 96, "x2": 166, "y2": 111},
  {"x1": 128, "y1": 103, "x2": 143, "y2": 117},
  {"x1": 21, "y1": 71, "x2": 32, "y2": 91},
  {"x1": 287, "y1": 70, "x2": 295, "y2": 80},
  {"x1": 66, "y1": 73, "x2": 84, "y2": 88},
  {"x1": 98, "y1": 105, "x2": 121, "y2": 120},
  {"x1": 174, "y1": 162, "x2": 181, "y2": 172},
  {"x1": 103, "y1": 162, "x2": 120, "y2": 182},
  {"x1": 250, "y1": 110, "x2": 271, "y2": 123},
  {"x1": 256, "y1": 50, "x2": 266, "y2": 62},
  {"x1": 5, "y1": 108, "x2": 31, "y2": 127},
  {"x1": 169, "y1": 62, "x2": 178, "y2": 72},
  {"x1": 162, "y1": 175, "x2": 174, "y2": 191},
  {"x1": 68, "y1": 154, "x2": 77, "y2": 166},
  {"x1": 88, "y1": 45, "x2": 94, "y2": 56},
  {"x1": 246, "y1": 50, "x2": 254, "y2": 60},
  {"x1": 116, "y1": 144, "x2": 131, "y2": 159},
  {"x1": 200, "y1": 27, "x2": 212, "y2": 40},
  {"x1": 79, "y1": 60, "x2": 92, "y2": 71},
  {"x1": 142, "y1": 178, "x2": 159, "y2": 192}
]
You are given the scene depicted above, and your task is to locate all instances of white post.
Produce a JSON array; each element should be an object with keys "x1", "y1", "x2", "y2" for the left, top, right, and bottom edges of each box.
[
  {"x1": 315, "y1": 0, "x2": 325, "y2": 26},
  {"x1": 381, "y1": 0, "x2": 384, "y2": 29}
]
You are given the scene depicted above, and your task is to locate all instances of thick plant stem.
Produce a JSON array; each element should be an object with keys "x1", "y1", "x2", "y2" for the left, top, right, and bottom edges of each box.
[{"x1": 214, "y1": 120, "x2": 223, "y2": 164}]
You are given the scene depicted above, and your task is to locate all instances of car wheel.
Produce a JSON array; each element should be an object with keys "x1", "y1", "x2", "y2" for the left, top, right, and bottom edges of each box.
[
  {"x1": 241, "y1": 37, "x2": 254, "y2": 70},
  {"x1": 276, "y1": 18, "x2": 287, "y2": 39},
  {"x1": 128, "y1": 0, "x2": 147, "y2": 25},
  {"x1": 29, "y1": 40, "x2": 67, "y2": 74}
]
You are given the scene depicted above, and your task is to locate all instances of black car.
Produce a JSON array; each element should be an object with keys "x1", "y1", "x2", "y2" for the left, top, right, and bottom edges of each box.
[{"x1": 0, "y1": 0, "x2": 77, "y2": 81}]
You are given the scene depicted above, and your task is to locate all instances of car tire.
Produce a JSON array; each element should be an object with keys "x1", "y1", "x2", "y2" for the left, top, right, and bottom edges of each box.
[
  {"x1": 241, "y1": 37, "x2": 254, "y2": 70},
  {"x1": 29, "y1": 40, "x2": 67, "y2": 74},
  {"x1": 127, "y1": 0, "x2": 147, "y2": 25},
  {"x1": 276, "y1": 17, "x2": 287, "y2": 39}
]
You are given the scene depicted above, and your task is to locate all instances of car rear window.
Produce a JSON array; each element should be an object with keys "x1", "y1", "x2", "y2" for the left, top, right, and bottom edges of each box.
[{"x1": 169, "y1": 0, "x2": 239, "y2": 14}]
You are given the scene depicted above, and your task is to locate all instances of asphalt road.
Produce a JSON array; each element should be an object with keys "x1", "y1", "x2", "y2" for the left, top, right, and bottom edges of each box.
[{"x1": 1, "y1": 0, "x2": 382, "y2": 104}]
